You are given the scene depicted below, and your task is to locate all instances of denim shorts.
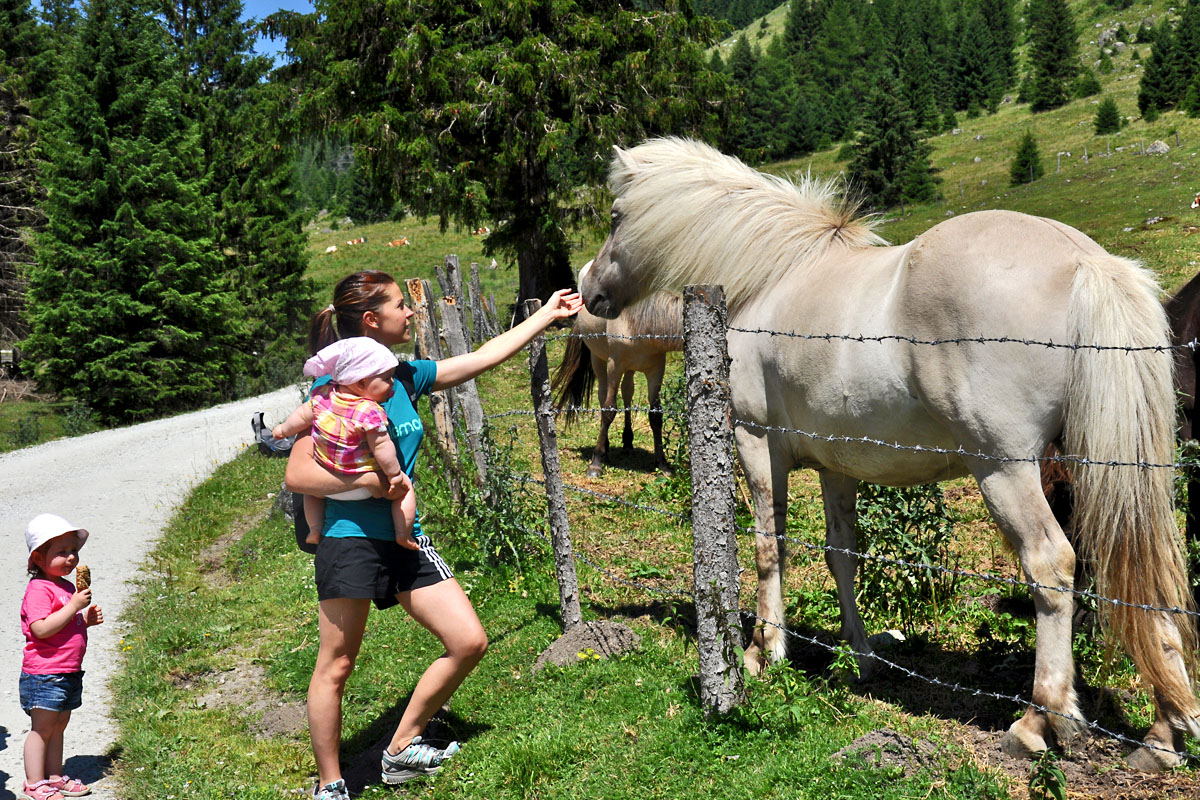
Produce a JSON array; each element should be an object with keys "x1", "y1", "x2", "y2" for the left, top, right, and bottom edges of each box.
[{"x1": 19, "y1": 671, "x2": 84, "y2": 714}]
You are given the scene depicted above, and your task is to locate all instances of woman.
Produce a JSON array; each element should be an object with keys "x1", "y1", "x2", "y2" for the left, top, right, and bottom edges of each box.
[{"x1": 284, "y1": 270, "x2": 582, "y2": 799}]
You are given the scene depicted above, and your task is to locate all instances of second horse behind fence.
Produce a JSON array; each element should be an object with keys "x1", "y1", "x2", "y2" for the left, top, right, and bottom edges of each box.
[
  {"x1": 580, "y1": 136, "x2": 1200, "y2": 771},
  {"x1": 551, "y1": 291, "x2": 682, "y2": 477}
]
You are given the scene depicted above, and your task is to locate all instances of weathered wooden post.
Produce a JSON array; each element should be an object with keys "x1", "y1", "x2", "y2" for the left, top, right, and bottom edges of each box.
[
  {"x1": 406, "y1": 278, "x2": 462, "y2": 505},
  {"x1": 439, "y1": 265, "x2": 489, "y2": 487},
  {"x1": 684, "y1": 284, "x2": 744, "y2": 715},
  {"x1": 469, "y1": 261, "x2": 496, "y2": 344},
  {"x1": 526, "y1": 298, "x2": 583, "y2": 631}
]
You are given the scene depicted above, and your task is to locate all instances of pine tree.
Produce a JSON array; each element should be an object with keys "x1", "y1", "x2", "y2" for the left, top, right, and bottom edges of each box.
[
  {"x1": 1010, "y1": 129, "x2": 1044, "y2": 185},
  {"x1": 896, "y1": 13, "x2": 938, "y2": 131},
  {"x1": 272, "y1": 0, "x2": 733, "y2": 313},
  {"x1": 978, "y1": 0, "x2": 1018, "y2": 87},
  {"x1": 26, "y1": 0, "x2": 244, "y2": 422},
  {"x1": 1138, "y1": 19, "x2": 1175, "y2": 115},
  {"x1": 1094, "y1": 96, "x2": 1121, "y2": 134},
  {"x1": 953, "y1": 8, "x2": 1004, "y2": 113},
  {"x1": 848, "y1": 76, "x2": 936, "y2": 209},
  {"x1": 1028, "y1": 0, "x2": 1078, "y2": 112},
  {"x1": 161, "y1": 0, "x2": 311, "y2": 390},
  {"x1": 0, "y1": 0, "x2": 49, "y2": 345}
]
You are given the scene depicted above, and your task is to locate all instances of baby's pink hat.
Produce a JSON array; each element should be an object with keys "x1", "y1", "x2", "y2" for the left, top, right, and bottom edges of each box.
[{"x1": 304, "y1": 337, "x2": 399, "y2": 385}]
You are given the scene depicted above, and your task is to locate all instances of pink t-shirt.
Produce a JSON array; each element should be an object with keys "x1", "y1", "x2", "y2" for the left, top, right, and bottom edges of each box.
[{"x1": 21, "y1": 577, "x2": 87, "y2": 674}]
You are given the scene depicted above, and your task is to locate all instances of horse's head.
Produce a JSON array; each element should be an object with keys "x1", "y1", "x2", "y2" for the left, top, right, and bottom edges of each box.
[{"x1": 581, "y1": 147, "x2": 653, "y2": 319}]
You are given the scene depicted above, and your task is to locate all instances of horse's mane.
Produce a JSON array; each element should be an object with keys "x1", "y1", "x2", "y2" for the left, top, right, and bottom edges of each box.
[{"x1": 609, "y1": 137, "x2": 886, "y2": 312}]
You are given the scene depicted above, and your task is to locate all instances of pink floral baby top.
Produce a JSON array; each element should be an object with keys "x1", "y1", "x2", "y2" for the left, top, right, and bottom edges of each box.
[{"x1": 310, "y1": 383, "x2": 390, "y2": 474}]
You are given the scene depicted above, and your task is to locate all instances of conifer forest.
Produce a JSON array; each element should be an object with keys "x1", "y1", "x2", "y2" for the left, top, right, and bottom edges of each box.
[{"x1": 3, "y1": 0, "x2": 1200, "y2": 423}]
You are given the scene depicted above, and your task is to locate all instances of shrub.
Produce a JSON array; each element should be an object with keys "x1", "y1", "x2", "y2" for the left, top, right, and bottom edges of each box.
[
  {"x1": 1074, "y1": 70, "x2": 1102, "y2": 98},
  {"x1": 1010, "y1": 130, "x2": 1044, "y2": 185},
  {"x1": 1094, "y1": 97, "x2": 1122, "y2": 134},
  {"x1": 855, "y1": 483, "x2": 961, "y2": 632}
]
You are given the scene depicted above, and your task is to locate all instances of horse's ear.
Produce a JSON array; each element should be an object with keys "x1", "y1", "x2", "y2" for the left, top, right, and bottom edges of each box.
[{"x1": 612, "y1": 144, "x2": 639, "y2": 174}]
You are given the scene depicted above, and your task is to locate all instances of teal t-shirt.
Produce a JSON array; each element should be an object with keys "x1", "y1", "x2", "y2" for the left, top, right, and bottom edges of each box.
[{"x1": 313, "y1": 358, "x2": 438, "y2": 541}]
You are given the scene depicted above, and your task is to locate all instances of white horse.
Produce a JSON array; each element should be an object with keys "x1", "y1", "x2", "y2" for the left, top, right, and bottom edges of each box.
[
  {"x1": 579, "y1": 137, "x2": 1200, "y2": 770},
  {"x1": 551, "y1": 287, "x2": 682, "y2": 477}
]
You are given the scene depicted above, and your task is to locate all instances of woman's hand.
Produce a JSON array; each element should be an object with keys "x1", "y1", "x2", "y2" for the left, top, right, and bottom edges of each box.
[{"x1": 540, "y1": 289, "x2": 584, "y2": 323}]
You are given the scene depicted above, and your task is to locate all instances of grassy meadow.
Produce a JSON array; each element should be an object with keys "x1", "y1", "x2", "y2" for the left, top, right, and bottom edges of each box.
[{"x1": 13, "y1": 2, "x2": 1200, "y2": 796}]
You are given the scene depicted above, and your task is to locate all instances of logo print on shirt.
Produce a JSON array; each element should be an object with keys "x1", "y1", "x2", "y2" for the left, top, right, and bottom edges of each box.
[{"x1": 394, "y1": 418, "x2": 424, "y2": 436}]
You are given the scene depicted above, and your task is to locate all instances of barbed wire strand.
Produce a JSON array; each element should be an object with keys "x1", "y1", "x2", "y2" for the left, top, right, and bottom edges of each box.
[
  {"x1": 481, "y1": 409, "x2": 1200, "y2": 472},
  {"x1": 545, "y1": 327, "x2": 1200, "y2": 354}
]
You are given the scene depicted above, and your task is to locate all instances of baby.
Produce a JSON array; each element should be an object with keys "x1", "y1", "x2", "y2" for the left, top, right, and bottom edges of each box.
[{"x1": 274, "y1": 337, "x2": 418, "y2": 550}]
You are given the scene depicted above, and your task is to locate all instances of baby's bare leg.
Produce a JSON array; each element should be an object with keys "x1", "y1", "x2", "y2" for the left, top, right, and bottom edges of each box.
[
  {"x1": 304, "y1": 495, "x2": 326, "y2": 545},
  {"x1": 392, "y1": 496, "x2": 419, "y2": 550}
]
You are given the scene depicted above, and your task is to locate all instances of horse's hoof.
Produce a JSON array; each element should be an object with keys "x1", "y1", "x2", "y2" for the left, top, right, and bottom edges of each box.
[
  {"x1": 1127, "y1": 745, "x2": 1183, "y2": 772},
  {"x1": 657, "y1": 464, "x2": 675, "y2": 478},
  {"x1": 1000, "y1": 728, "x2": 1048, "y2": 759},
  {"x1": 587, "y1": 465, "x2": 604, "y2": 478}
]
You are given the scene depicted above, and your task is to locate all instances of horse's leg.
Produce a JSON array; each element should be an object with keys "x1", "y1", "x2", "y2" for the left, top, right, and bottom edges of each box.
[
  {"x1": 646, "y1": 357, "x2": 672, "y2": 476},
  {"x1": 588, "y1": 354, "x2": 616, "y2": 478},
  {"x1": 620, "y1": 371, "x2": 635, "y2": 451},
  {"x1": 735, "y1": 428, "x2": 790, "y2": 675},
  {"x1": 974, "y1": 461, "x2": 1084, "y2": 757},
  {"x1": 818, "y1": 471, "x2": 876, "y2": 679}
]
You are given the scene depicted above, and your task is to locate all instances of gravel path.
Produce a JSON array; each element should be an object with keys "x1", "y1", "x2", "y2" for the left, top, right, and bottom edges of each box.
[{"x1": 0, "y1": 386, "x2": 300, "y2": 799}]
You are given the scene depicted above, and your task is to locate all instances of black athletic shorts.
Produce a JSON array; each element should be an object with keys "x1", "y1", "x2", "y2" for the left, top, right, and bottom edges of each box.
[{"x1": 314, "y1": 534, "x2": 454, "y2": 610}]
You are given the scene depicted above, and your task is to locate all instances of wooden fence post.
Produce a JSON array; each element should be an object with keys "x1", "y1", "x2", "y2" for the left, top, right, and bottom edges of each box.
[
  {"x1": 684, "y1": 284, "x2": 744, "y2": 715},
  {"x1": 406, "y1": 277, "x2": 462, "y2": 505},
  {"x1": 469, "y1": 261, "x2": 496, "y2": 344},
  {"x1": 439, "y1": 273, "x2": 489, "y2": 487},
  {"x1": 526, "y1": 298, "x2": 583, "y2": 631}
]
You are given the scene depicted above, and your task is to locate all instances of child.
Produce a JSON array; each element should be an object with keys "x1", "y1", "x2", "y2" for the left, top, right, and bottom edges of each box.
[
  {"x1": 20, "y1": 513, "x2": 104, "y2": 800},
  {"x1": 274, "y1": 336, "x2": 418, "y2": 550}
]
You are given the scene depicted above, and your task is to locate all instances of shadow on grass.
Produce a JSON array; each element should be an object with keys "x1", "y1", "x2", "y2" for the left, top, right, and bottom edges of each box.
[
  {"x1": 585, "y1": 594, "x2": 1144, "y2": 743},
  {"x1": 341, "y1": 698, "x2": 491, "y2": 793},
  {"x1": 570, "y1": 444, "x2": 665, "y2": 475}
]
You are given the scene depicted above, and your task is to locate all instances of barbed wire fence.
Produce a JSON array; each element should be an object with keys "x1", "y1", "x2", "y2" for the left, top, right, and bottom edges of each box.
[{"x1": 414, "y1": 270, "x2": 1200, "y2": 762}]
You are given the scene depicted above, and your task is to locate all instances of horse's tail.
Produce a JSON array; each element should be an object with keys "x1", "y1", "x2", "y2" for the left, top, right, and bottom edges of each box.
[
  {"x1": 1065, "y1": 253, "x2": 1199, "y2": 720},
  {"x1": 551, "y1": 323, "x2": 594, "y2": 428}
]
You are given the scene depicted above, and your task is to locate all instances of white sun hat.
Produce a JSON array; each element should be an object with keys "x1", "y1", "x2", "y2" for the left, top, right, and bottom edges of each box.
[{"x1": 26, "y1": 513, "x2": 90, "y2": 555}]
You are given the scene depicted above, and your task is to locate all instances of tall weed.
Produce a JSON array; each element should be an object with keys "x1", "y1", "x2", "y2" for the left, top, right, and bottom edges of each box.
[{"x1": 855, "y1": 483, "x2": 961, "y2": 632}]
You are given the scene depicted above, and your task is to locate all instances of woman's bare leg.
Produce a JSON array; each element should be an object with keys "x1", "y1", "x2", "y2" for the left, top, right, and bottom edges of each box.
[
  {"x1": 308, "y1": 598, "x2": 370, "y2": 786},
  {"x1": 386, "y1": 579, "x2": 487, "y2": 754}
]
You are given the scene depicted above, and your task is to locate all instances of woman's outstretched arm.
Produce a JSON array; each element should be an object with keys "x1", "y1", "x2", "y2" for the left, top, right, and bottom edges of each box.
[{"x1": 432, "y1": 289, "x2": 582, "y2": 391}]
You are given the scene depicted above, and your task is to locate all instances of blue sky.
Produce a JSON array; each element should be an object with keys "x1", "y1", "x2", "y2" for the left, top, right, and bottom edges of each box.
[{"x1": 239, "y1": 0, "x2": 314, "y2": 64}]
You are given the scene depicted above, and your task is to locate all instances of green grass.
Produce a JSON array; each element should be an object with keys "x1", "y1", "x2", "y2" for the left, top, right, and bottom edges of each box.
[
  {"x1": 0, "y1": 395, "x2": 98, "y2": 454},
  {"x1": 109, "y1": 449, "x2": 1014, "y2": 800}
]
